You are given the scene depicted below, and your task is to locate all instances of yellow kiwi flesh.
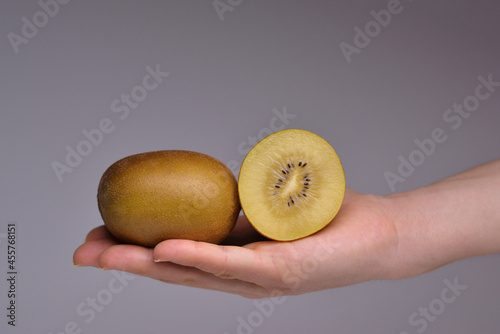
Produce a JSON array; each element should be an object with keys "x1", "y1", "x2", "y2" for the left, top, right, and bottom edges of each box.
[
  {"x1": 97, "y1": 150, "x2": 240, "y2": 247},
  {"x1": 238, "y1": 129, "x2": 345, "y2": 241}
]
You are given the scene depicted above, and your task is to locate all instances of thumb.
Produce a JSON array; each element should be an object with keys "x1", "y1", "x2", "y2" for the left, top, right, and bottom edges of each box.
[{"x1": 343, "y1": 187, "x2": 359, "y2": 204}]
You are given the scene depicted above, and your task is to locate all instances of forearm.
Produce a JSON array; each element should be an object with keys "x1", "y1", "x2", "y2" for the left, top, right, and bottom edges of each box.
[{"x1": 385, "y1": 159, "x2": 500, "y2": 278}]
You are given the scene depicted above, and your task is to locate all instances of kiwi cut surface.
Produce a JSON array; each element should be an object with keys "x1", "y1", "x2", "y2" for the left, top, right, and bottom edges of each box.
[{"x1": 238, "y1": 129, "x2": 345, "y2": 241}]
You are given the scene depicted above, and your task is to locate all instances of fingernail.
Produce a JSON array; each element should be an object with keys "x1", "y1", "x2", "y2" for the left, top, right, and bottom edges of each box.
[{"x1": 154, "y1": 258, "x2": 168, "y2": 263}]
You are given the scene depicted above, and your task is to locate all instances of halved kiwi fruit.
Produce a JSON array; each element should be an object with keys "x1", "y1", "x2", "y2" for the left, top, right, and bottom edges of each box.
[{"x1": 238, "y1": 129, "x2": 345, "y2": 241}]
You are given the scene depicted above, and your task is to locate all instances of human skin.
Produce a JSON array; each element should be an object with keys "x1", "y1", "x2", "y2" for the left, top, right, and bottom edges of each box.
[{"x1": 73, "y1": 159, "x2": 500, "y2": 298}]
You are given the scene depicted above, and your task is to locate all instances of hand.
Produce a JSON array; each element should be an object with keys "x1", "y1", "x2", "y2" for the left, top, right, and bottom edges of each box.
[
  {"x1": 74, "y1": 159, "x2": 500, "y2": 298},
  {"x1": 73, "y1": 188, "x2": 399, "y2": 298}
]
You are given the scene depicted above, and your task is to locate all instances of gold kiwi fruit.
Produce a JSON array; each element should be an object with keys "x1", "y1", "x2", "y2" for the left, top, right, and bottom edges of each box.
[
  {"x1": 238, "y1": 129, "x2": 345, "y2": 241},
  {"x1": 97, "y1": 150, "x2": 240, "y2": 247}
]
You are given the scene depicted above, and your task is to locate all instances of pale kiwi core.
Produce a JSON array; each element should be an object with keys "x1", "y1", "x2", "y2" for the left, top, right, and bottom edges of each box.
[{"x1": 238, "y1": 129, "x2": 345, "y2": 241}]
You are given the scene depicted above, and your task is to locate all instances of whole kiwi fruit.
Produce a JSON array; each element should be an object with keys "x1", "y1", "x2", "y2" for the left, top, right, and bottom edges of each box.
[{"x1": 97, "y1": 150, "x2": 240, "y2": 247}]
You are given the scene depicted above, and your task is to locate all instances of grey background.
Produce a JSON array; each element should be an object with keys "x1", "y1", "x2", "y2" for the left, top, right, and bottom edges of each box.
[{"x1": 1, "y1": 0, "x2": 499, "y2": 333}]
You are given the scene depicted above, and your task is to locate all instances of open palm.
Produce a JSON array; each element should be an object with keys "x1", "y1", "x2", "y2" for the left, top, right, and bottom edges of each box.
[{"x1": 73, "y1": 188, "x2": 398, "y2": 298}]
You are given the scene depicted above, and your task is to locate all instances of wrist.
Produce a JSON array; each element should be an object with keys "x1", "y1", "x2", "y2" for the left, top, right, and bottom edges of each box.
[
  {"x1": 380, "y1": 192, "x2": 431, "y2": 279},
  {"x1": 383, "y1": 185, "x2": 474, "y2": 280}
]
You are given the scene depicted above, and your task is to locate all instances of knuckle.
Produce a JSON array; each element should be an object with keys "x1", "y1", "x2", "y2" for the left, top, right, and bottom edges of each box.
[
  {"x1": 181, "y1": 277, "x2": 201, "y2": 287},
  {"x1": 212, "y1": 246, "x2": 234, "y2": 279},
  {"x1": 213, "y1": 272, "x2": 235, "y2": 279}
]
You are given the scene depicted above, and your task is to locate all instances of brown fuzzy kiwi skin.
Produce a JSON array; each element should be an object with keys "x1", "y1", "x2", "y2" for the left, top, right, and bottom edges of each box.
[{"x1": 97, "y1": 150, "x2": 240, "y2": 247}]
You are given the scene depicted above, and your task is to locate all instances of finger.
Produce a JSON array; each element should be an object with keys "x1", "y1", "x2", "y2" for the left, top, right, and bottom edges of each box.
[
  {"x1": 222, "y1": 216, "x2": 269, "y2": 246},
  {"x1": 153, "y1": 239, "x2": 283, "y2": 285},
  {"x1": 98, "y1": 244, "x2": 269, "y2": 298},
  {"x1": 73, "y1": 238, "x2": 118, "y2": 267},
  {"x1": 84, "y1": 225, "x2": 114, "y2": 242},
  {"x1": 343, "y1": 187, "x2": 359, "y2": 203}
]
